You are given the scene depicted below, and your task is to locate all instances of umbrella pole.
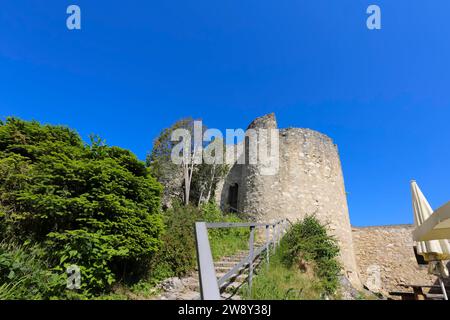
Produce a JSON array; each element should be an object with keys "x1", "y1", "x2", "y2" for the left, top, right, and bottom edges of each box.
[{"x1": 438, "y1": 277, "x2": 448, "y2": 300}]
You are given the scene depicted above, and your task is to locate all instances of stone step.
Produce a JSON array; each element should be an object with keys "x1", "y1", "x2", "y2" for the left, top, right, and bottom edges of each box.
[
  {"x1": 154, "y1": 249, "x2": 267, "y2": 300},
  {"x1": 214, "y1": 261, "x2": 240, "y2": 268},
  {"x1": 215, "y1": 266, "x2": 234, "y2": 273},
  {"x1": 215, "y1": 264, "x2": 249, "y2": 272},
  {"x1": 215, "y1": 260, "x2": 261, "y2": 272},
  {"x1": 216, "y1": 271, "x2": 248, "y2": 282},
  {"x1": 217, "y1": 256, "x2": 246, "y2": 262},
  {"x1": 226, "y1": 253, "x2": 248, "y2": 259},
  {"x1": 218, "y1": 253, "x2": 265, "y2": 262},
  {"x1": 219, "y1": 257, "x2": 247, "y2": 263}
]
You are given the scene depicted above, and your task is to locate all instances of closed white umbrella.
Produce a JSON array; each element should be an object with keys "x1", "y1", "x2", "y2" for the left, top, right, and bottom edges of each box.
[
  {"x1": 413, "y1": 201, "x2": 450, "y2": 241},
  {"x1": 411, "y1": 180, "x2": 450, "y2": 300},
  {"x1": 411, "y1": 181, "x2": 450, "y2": 260}
]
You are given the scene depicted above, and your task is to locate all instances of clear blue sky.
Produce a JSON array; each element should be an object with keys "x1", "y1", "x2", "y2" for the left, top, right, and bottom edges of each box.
[{"x1": 0, "y1": 1, "x2": 449, "y2": 226}]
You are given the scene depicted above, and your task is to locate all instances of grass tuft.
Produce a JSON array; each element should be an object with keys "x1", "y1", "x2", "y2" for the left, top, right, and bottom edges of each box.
[{"x1": 240, "y1": 247, "x2": 323, "y2": 300}]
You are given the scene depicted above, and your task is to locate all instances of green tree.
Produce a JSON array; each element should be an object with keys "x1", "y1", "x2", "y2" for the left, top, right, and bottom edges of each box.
[
  {"x1": 147, "y1": 118, "x2": 194, "y2": 207},
  {"x1": 147, "y1": 118, "x2": 227, "y2": 207},
  {"x1": 0, "y1": 118, "x2": 164, "y2": 295},
  {"x1": 190, "y1": 137, "x2": 228, "y2": 206}
]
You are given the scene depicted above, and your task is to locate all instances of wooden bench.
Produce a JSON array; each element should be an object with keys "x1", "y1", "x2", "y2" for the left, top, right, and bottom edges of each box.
[
  {"x1": 397, "y1": 284, "x2": 448, "y2": 300},
  {"x1": 388, "y1": 291, "x2": 417, "y2": 300}
]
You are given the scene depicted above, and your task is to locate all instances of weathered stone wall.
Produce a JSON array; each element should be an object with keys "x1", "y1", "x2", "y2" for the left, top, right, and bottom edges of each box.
[
  {"x1": 216, "y1": 113, "x2": 361, "y2": 288},
  {"x1": 274, "y1": 127, "x2": 360, "y2": 288},
  {"x1": 215, "y1": 113, "x2": 450, "y2": 297},
  {"x1": 215, "y1": 161, "x2": 244, "y2": 212},
  {"x1": 352, "y1": 225, "x2": 449, "y2": 296}
]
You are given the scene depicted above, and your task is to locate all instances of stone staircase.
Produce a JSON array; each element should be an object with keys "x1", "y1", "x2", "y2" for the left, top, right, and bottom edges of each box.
[{"x1": 155, "y1": 243, "x2": 267, "y2": 300}]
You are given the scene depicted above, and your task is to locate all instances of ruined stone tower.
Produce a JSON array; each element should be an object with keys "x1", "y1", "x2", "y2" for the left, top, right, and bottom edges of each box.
[{"x1": 215, "y1": 113, "x2": 361, "y2": 288}]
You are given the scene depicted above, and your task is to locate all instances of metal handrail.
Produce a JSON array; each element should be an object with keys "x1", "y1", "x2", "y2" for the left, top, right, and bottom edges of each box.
[{"x1": 194, "y1": 218, "x2": 291, "y2": 300}]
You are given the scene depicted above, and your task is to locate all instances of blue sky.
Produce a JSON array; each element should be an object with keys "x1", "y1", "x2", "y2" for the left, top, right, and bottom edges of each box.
[{"x1": 0, "y1": 1, "x2": 449, "y2": 226}]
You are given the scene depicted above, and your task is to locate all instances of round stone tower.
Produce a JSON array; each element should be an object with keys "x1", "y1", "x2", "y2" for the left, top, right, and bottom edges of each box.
[
  {"x1": 239, "y1": 113, "x2": 280, "y2": 221},
  {"x1": 217, "y1": 113, "x2": 361, "y2": 288}
]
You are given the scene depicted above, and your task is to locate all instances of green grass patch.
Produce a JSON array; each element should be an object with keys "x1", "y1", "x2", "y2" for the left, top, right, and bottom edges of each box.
[
  {"x1": 240, "y1": 216, "x2": 342, "y2": 300},
  {"x1": 209, "y1": 227, "x2": 250, "y2": 260},
  {"x1": 239, "y1": 247, "x2": 323, "y2": 300},
  {"x1": 202, "y1": 202, "x2": 250, "y2": 260}
]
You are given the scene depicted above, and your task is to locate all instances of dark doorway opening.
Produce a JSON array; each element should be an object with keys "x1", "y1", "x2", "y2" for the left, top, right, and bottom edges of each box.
[{"x1": 228, "y1": 183, "x2": 239, "y2": 213}]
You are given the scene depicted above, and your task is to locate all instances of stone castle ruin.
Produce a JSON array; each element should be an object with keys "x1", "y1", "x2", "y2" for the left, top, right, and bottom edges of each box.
[
  {"x1": 214, "y1": 113, "x2": 447, "y2": 296},
  {"x1": 214, "y1": 113, "x2": 361, "y2": 288}
]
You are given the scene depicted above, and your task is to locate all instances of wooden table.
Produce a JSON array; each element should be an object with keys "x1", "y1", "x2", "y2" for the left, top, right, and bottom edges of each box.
[{"x1": 397, "y1": 284, "x2": 447, "y2": 300}]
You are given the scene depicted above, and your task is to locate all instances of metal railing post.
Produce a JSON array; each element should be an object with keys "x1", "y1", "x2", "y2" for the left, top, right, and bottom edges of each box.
[
  {"x1": 272, "y1": 223, "x2": 277, "y2": 253},
  {"x1": 265, "y1": 224, "x2": 270, "y2": 268},
  {"x1": 248, "y1": 226, "x2": 255, "y2": 298},
  {"x1": 277, "y1": 222, "x2": 280, "y2": 247},
  {"x1": 195, "y1": 222, "x2": 220, "y2": 300},
  {"x1": 278, "y1": 221, "x2": 282, "y2": 245}
]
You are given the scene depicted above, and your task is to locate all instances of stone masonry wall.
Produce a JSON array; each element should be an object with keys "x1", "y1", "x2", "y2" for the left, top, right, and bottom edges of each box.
[
  {"x1": 216, "y1": 114, "x2": 361, "y2": 288},
  {"x1": 352, "y1": 225, "x2": 447, "y2": 296}
]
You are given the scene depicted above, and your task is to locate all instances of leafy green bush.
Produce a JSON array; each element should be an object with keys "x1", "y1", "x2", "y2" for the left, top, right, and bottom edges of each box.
[
  {"x1": 280, "y1": 216, "x2": 341, "y2": 294},
  {"x1": 0, "y1": 241, "x2": 64, "y2": 299},
  {"x1": 0, "y1": 118, "x2": 164, "y2": 296},
  {"x1": 149, "y1": 203, "x2": 203, "y2": 280}
]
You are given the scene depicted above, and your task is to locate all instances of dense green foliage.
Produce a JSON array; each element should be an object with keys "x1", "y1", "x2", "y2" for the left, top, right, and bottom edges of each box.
[
  {"x1": 0, "y1": 117, "x2": 264, "y2": 300},
  {"x1": 0, "y1": 118, "x2": 163, "y2": 297},
  {"x1": 149, "y1": 204, "x2": 202, "y2": 280},
  {"x1": 0, "y1": 241, "x2": 63, "y2": 299},
  {"x1": 280, "y1": 216, "x2": 341, "y2": 294},
  {"x1": 148, "y1": 202, "x2": 249, "y2": 282}
]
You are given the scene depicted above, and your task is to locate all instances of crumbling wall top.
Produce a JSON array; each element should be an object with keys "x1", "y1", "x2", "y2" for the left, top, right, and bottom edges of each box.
[{"x1": 247, "y1": 113, "x2": 277, "y2": 130}]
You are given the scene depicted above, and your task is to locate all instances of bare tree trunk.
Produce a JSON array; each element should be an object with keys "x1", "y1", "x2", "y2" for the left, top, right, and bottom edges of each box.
[
  {"x1": 183, "y1": 162, "x2": 190, "y2": 206},
  {"x1": 198, "y1": 184, "x2": 205, "y2": 207},
  {"x1": 183, "y1": 146, "x2": 197, "y2": 206},
  {"x1": 205, "y1": 164, "x2": 216, "y2": 203}
]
